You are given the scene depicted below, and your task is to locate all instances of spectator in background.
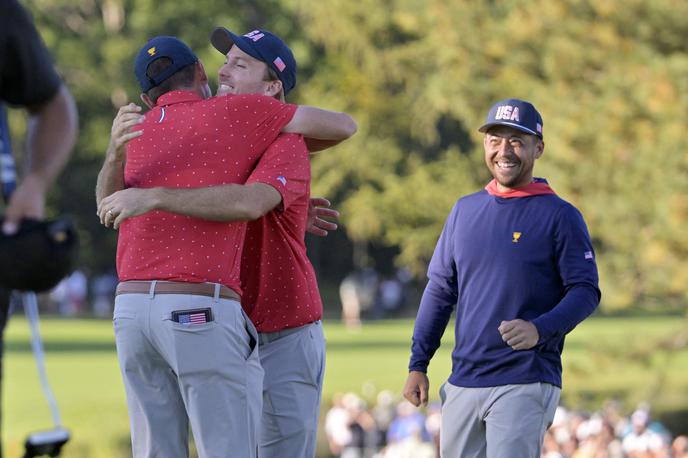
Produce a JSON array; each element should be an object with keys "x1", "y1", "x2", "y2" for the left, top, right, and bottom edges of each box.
[
  {"x1": 380, "y1": 427, "x2": 435, "y2": 458},
  {"x1": 0, "y1": 1, "x2": 78, "y2": 454},
  {"x1": 424, "y1": 402, "x2": 442, "y2": 456},
  {"x1": 325, "y1": 393, "x2": 353, "y2": 457},
  {"x1": 50, "y1": 269, "x2": 88, "y2": 316},
  {"x1": 91, "y1": 269, "x2": 117, "y2": 317},
  {"x1": 324, "y1": 392, "x2": 378, "y2": 458},
  {"x1": 673, "y1": 435, "x2": 688, "y2": 458},
  {"x1": 622, "y1": 409, "x2": 668, "y2": 457},
  {"x1": 377, "y1": 276, "x2": 403, "y2": 317},
  {"x1": 542, "y1": 430, "x2": 564, "y2": 458},
  {"x1": 572, "y1": 418, "x2": 623, "y2": 458},
  {"x1": 344, "y1": 394, "x2": 377, "y2": 458},
  {"x1": 371, "y1": 390, "x2": 397, "y2": 449},
  {"x1": 386, "y1": 400, "x2": 430, "y2": 445},
  {"x1": 65, "y1": 269, "x2": 87, "y2": 315},
  {"x1": 339, "y1": 268, "x2": 379, "y2": 328}
]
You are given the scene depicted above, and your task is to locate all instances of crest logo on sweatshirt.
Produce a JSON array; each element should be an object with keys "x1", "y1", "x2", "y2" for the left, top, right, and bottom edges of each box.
[{"x1": 512, "y1": 232, "x2": 522, "y2": 243}]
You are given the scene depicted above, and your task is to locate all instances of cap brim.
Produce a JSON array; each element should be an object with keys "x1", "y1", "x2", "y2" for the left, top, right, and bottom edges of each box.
[
  {"x1": 210, "y1": 27, "x2": 238, "y2": 55},
  {"x1": 210, "y1": 27, "x2": 265, "y2": 63},
  {"x1": 478, "y1": 121, "x2": 541, "y2": 138}
]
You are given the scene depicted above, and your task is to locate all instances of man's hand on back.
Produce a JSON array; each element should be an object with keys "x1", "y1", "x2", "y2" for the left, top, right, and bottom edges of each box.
[
  {"x1": 306, "y1": 197, "x2": 339, "y2": 237},
  {"x1": 107, "y1": 103, "x2": 144, "y2": 163}
]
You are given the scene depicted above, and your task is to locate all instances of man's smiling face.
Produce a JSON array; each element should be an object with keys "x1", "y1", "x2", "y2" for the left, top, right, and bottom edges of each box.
[
  {"x1": 217, "y1": 45, "x2": 274, "y2": 96},
  {"x1": 483, "y1": 125, "x2": 544, "y2": 192}
]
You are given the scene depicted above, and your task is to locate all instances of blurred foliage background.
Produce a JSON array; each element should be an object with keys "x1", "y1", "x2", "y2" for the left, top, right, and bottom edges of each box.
[{"x1": 9, "y1": 0, "x2": 687, "y2": 313}]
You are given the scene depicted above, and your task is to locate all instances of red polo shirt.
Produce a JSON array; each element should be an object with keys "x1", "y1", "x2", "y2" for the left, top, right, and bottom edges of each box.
[
  {"x1": 240, "y1": 134, "x2": 323, "y2": 332},
  {"x1": 117, "y1": 91, "x2": 297, "y2": 294}
]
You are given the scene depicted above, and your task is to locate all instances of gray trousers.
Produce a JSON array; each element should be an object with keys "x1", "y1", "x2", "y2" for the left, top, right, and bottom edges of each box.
[
  {"x1": 113, "y1": 289, "x2": 263, "y2": 458},
  {"x1": 259, "y1": 321, "x2": 326, "y2": 458},
  {"x1": 440, "y1": 382, "x2": 560, "y2": 458}
]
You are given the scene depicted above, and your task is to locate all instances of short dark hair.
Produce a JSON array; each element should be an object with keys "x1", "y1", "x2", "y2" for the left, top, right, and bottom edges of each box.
[
  {"x1": 263, "y1": 65, "x2": 279, "y2": 82},
  {"x1": 145, "y1": 57, "x2": 196, "y2": 104}
]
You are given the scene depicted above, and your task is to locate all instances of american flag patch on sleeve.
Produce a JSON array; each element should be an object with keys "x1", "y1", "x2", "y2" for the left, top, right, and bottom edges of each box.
[{"x1": 584, "y1": 251, "x2": 594, "y2": 260}]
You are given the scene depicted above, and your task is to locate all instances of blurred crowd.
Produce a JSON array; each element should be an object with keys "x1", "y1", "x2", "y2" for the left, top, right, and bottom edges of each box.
[
  {"x1": 325, "y1": 391, "x2": 439, "y2": 458},
  {"x1": 324, "y1": 393, "x2": 688, "y2": 458},
  {"x1": 339, "y1": 268, "x2": 414, "y2": 328},
  {"x1": 32, "y1": 269, "x2": 118, "y2": 318},
  {"x1": 544, "y1": 401, "x2": 687, "y2": 458}
]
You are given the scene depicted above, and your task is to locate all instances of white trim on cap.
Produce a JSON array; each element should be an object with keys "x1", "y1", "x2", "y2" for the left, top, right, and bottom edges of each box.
[{"x1": 479, "y1": 121, "x2": 541, "y2": 137}]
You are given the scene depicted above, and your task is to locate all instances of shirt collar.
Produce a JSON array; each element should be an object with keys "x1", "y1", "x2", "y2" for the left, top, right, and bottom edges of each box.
[
  {"x1": 484, "y1": 177, "x2": 557, "y2": 198},
  {"x1": 155, "y1": 90, "x2": 203, "y2": 107}
]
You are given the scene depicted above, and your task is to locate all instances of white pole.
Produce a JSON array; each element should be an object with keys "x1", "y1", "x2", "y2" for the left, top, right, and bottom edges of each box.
[{"x1": 22, "y1": 291, "x2": 62, "y2": 427}]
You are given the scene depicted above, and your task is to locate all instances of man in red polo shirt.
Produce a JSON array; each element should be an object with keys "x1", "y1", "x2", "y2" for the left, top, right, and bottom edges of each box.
[
  {"x1": 98, "y1": 29, "x2": 350, "y2": 458},
  {"x1": 95, "y1": 35, "x2": 355, "y2": 458}
]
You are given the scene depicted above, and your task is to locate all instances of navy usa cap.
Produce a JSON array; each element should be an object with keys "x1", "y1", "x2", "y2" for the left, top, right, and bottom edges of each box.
[
  {"x1": 134, "y1": 36, "x2": 198, "y2": 93},
  {"x1": 479, "y1": 98, "x2": 544, "y2": 139},
  {"x1": 210, "y1": 28, "x2": 297, "y2": 96}
]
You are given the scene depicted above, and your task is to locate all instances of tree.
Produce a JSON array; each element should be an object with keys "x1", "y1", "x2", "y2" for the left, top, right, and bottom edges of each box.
[{"x1": 16, "y1": 0, "x2": 688, "y2": 311}]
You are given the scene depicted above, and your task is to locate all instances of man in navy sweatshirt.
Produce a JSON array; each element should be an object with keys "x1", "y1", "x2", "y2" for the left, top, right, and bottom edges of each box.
[{"x1": 403, "y1": 98, "x2": 600, "y2": 458}]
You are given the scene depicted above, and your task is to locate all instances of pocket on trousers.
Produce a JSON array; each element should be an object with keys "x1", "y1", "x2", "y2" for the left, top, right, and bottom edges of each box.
[
  {"x1": 112, "y1": 311, "x2": 136, "y2": 330},
  {"x1": 539, "y1": 383, "x2": 560, "y2": 427},
  {"x1": 302, "y1": 327, "x2": 324, "y2": 386},
  {"x1": 167, "y1": 320, "x2": 216, "y2": 333},
  {"x1": 439, "y1": 382, "x2": 447, "y2": 406},
  {"x1": 237, "y1": 309, "x2": 258, "y2": 361},
  {"x1": 163, "y1": 308, "x2": 217, "y2": 333}
]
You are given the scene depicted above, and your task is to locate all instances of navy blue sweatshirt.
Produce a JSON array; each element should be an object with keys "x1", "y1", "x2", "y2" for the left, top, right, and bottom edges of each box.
[{"x1": 409, "y1": 185, "x2": 600, "y2": 388}]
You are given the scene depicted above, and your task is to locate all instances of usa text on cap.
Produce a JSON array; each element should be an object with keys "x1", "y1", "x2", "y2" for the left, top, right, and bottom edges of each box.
[{"x1": 478, "y1": 98, "x2": 544, "y2": 138}]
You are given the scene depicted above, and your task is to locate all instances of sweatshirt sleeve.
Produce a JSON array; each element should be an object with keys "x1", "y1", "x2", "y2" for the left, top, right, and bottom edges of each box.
[
  {"x1": 532, "y1": 204, "x2": 601, "y2": 342},
  {"x1": 409, "y1": 203, "x2": 459, "y2": 373}
]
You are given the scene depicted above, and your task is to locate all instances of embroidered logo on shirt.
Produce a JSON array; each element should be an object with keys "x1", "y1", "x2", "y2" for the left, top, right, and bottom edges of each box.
[
  {"x1": 512, "y1": 232, "x2": 522, "y2": 243},
  {"x1": 277, "y1": 175, "x2": 287, "y2": 185},
  {"x1": 584, "y1": 251, "x2": 594, "y2": 260}
]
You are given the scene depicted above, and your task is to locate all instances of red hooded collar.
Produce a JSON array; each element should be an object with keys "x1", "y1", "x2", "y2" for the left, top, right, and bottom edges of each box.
[{"x1": 484, "y1": 178, "x2": 556, "y2": 198}]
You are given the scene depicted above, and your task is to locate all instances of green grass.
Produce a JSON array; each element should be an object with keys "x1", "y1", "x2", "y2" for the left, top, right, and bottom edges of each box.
[{"x1": 3, "y1": 315, "x2": 688, "y2": 457}]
